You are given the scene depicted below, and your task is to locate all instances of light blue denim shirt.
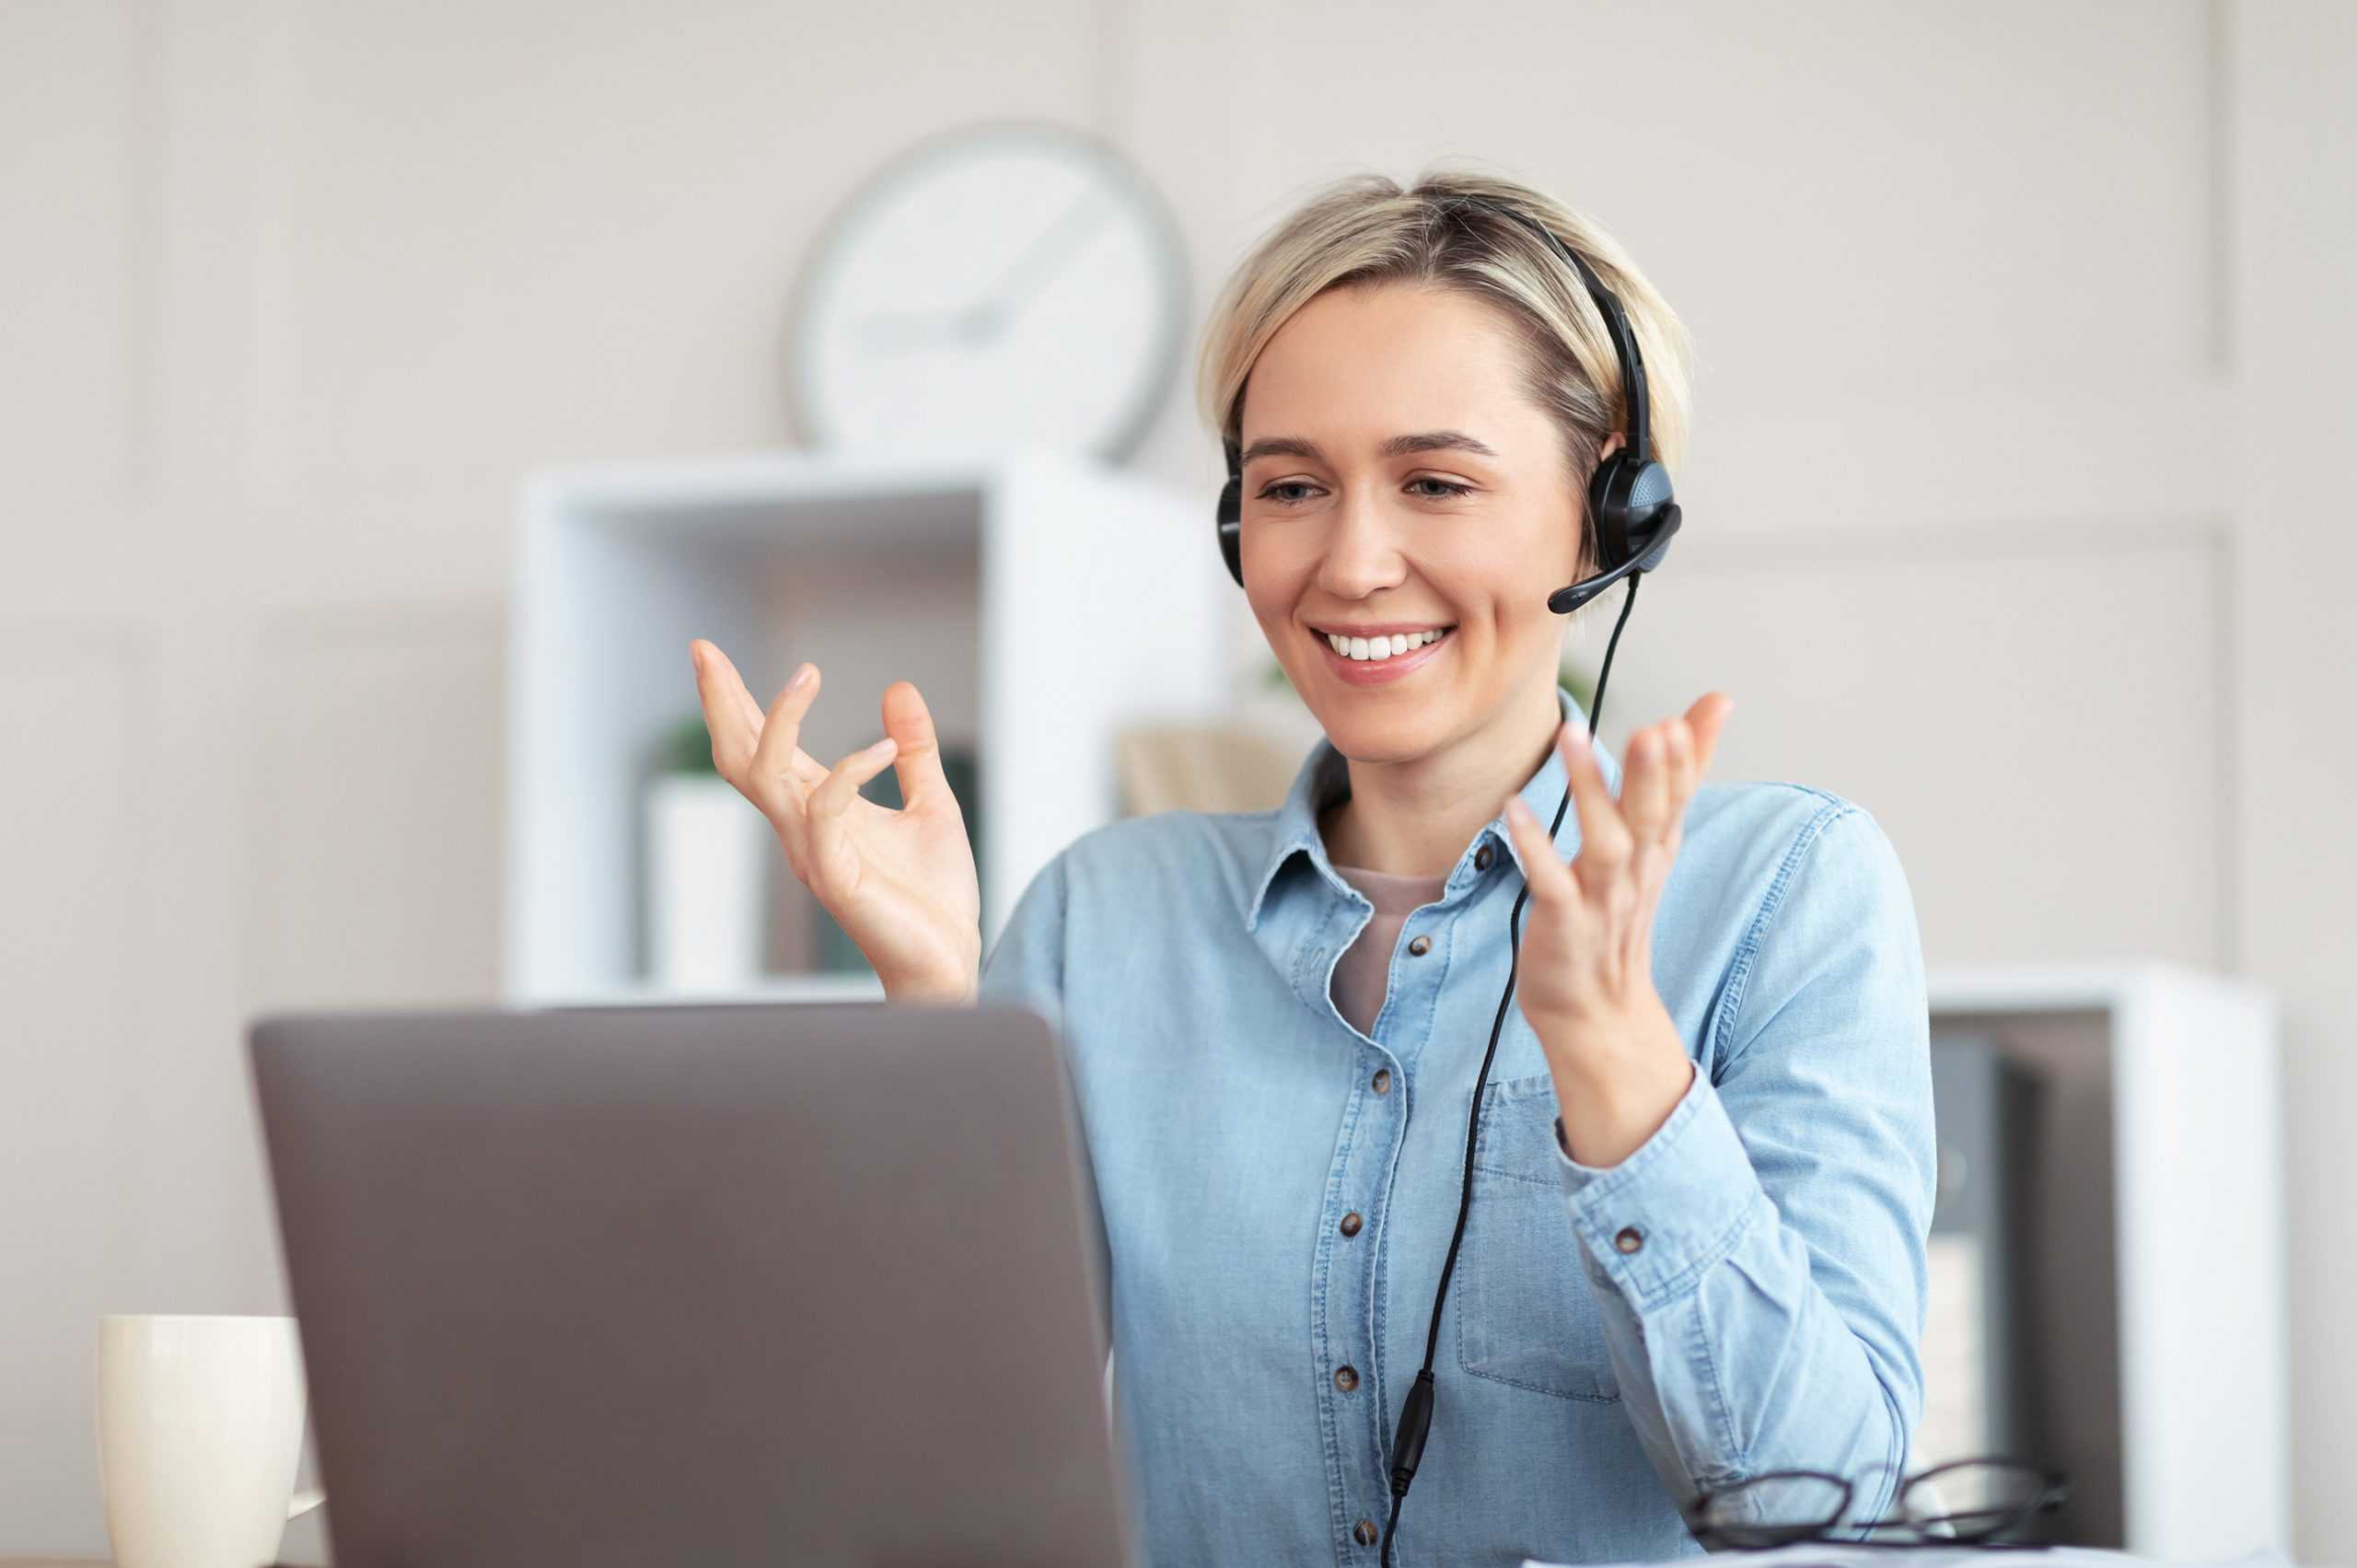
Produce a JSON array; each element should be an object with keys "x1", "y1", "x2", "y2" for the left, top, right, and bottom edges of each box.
[{"x1": 979, "y1": 683, "x2": 1935, "y2": 1568}]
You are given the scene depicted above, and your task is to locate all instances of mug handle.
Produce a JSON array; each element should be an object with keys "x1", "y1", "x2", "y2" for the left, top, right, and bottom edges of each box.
[{"x1": 289, "y1": 1487, "x2": 326, "y2": 1519}]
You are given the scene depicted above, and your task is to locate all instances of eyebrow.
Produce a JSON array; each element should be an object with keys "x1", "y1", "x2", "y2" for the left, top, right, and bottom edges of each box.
[{"x1": 1238, "y1": 430, "x2": 1502, "y2": 466}]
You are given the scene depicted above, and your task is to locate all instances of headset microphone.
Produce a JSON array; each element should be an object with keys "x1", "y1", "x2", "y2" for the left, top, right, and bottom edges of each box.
[
  {"x1": 1212, "y1": 195, "x2": 1678, "y2": 1568},
  {"x1": 1547, "y1": 503, "x2": 1678, "y2": 614}
]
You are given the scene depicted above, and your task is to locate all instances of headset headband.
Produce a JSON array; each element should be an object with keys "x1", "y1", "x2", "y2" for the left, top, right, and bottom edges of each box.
[{"x1": 1446, "y1": 197, "x2": 1651, "y2": 467}]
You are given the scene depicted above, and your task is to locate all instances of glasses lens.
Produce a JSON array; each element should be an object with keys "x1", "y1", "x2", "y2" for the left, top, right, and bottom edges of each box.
[
  {"x1": 1902, "y1": 1460, "x2": 2055, "y2": 1539},
  {"x1": 1696, "y1": 1472, "x2": 1851, "y2": 1541}
]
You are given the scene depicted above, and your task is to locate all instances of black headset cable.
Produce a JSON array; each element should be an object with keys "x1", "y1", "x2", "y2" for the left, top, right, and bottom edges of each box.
[{"x1": 1378, "y1": 569, "x2": 1641, "y2": 1568}]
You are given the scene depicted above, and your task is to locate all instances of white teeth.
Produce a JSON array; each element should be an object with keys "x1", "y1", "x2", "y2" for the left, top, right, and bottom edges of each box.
[{"x1": 1324, "y1": 626, "x2": 1451, "y2": 661}]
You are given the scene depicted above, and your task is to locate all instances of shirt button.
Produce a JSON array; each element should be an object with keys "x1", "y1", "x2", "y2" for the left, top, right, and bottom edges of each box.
[
  {"x1": 1334, "y1": 1365, "x2": 1359, "y2": 1392},
  {"x1": 1407, "y1": 934, "x2": 1432, "y2": 957},
  {"x1": 1340, "y1": 1211, "x2": 1363, "y2": 1237},
  {"x1": 1354, "y1": 1518, "x2": 1379, "y2": 1546},
  {"x1": 1614, "y1": 1225, "x2": 1645, "y2": 1254},
  {"x1": 1371, "y1": 1068, "x2": 1391, "y2": 1095},
  {"x1": 1475, "y1": 843, "x2": 1494, "y2": 871}
]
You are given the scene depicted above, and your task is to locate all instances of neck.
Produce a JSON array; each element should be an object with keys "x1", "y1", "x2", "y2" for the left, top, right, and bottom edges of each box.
[{"x1": 1318, "y1": 670, "x2": 1564, "y2": 878}]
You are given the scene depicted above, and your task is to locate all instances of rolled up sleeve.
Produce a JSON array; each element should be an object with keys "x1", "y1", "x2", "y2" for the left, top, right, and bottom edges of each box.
[
  {"x1": 1552, "y1": 1064, "x2": 1766, "y2": 1309},
  {"x1": 1548, "y1": 804, "x2": 1937, "y2": 1523}
]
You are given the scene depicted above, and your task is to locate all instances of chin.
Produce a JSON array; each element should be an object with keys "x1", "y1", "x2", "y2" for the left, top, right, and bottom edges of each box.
[{"x1": 1310, "y1": 702, "x2": 1446, "y2": 761}]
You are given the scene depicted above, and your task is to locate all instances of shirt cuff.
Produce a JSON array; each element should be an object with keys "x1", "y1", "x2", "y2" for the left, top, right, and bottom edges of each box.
[{"x1": 1550, "y1": 1063, "x2": 1769, "y2": 1312}]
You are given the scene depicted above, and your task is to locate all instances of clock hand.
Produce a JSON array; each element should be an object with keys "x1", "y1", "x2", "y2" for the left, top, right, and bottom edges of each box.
[
  {"x1": 857, "y1": 192, "x2": 1115, "y2": 350},
  {"x1": 961, "y1": 192, "x2": 1114, "y2": 339},
  {"x1": 859, "y1": 307, "x2": 991, "y2": 350}
]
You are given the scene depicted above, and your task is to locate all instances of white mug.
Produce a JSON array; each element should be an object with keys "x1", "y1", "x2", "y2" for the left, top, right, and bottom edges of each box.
[{"x1": 97, "y1": 1314, "x2": 326, "y2": 1568}]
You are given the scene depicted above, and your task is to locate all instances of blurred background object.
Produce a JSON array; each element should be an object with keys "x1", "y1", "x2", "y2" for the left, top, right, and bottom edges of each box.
[
  {"x1": 643, "y1": 712, "x2": 770, "y2": 991},
  {"x1": 1917, "y1": 1033, "x2": 2040, "y2": 1490},
  {"x1": 1115, "y1": 720, "x2": 1300, "y2": 817},
  {"x1": 4, "y1": 1, "x2": 2351, "y2": 1562},
  {"x1": 784, "y1": 119, "x2": 1189, "y2": 463},
  {"x1": 1910, "y1": 967, "x2": 2282, "y2": 1552}
]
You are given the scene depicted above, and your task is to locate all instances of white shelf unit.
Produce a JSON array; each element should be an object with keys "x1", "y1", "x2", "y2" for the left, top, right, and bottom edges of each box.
[
  {"x1": 1922, "y1": 960, "x2": 2286, "y2": 1560},
  {"x1": 504, "y1": 447, "x2": 1225, "y2": 1007}
]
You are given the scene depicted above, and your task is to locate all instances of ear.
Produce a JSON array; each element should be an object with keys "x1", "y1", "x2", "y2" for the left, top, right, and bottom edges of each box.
[{"x1": 1598, "y1": 432, "x2": 1626, "y2": 461}]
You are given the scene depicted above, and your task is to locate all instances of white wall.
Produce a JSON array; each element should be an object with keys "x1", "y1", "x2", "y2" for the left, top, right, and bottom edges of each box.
[
  {"x1": 2227, "y1": 3, "x2": 2357, "y2": 1554},
  {"x1": 2, "y1": 0, "x2": 2347, "y2": 1559}
]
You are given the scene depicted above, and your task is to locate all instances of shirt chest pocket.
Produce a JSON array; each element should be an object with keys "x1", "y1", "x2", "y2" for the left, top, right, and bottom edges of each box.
[{"x1": 1453, "y1": 1072, "x2": 1622, "y2": 1404}]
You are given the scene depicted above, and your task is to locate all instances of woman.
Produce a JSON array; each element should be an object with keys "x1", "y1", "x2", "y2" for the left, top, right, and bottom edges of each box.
[{"x1": 689, "y1": 168, "x2": 1935, "y2": 1568}]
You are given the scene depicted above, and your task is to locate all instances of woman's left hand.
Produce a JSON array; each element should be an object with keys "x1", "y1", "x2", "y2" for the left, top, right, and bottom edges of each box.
[{"x1": 1501, "y1": 691, "x2": 1736, "y2": 1164}]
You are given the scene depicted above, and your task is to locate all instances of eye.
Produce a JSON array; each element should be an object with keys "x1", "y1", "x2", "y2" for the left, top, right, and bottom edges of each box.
[{"x1": 1257, "y1": 477, "x2": 1474, "y2": 506}]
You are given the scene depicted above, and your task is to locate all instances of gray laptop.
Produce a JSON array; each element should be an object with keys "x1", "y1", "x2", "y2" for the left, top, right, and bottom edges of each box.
[{"x1": 248, "y1": 999, "x2": 1136, "y2": 1568}]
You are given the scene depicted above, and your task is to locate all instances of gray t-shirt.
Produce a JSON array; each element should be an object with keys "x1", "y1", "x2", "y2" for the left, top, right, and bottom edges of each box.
[{"x1": 1326, "y1": 862, "x2": 1449, "y2": 1038}]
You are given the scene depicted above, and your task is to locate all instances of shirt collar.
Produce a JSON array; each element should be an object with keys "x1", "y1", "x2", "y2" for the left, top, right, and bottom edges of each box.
[{"x1": 1245, "y1": 683, "x2": 1624, "y2": 933}]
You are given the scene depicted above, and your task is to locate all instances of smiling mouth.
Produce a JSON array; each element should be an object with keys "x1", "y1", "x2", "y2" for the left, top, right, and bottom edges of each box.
[{"x1": 1314, "y1": 624, "x2": 1457, "y2": 663}]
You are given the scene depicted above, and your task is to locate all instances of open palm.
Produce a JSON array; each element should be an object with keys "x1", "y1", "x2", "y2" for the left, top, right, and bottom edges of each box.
[
  {"x1": 689, "y1": 640, "x2": 981, "y2": 996},
  {"x1": 1502, "y1": 691, "x2": 1736, "y2": 1040}
]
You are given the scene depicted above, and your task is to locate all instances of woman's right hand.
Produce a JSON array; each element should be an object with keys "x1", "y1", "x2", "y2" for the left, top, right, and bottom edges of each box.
[{"x1": 689, "y1": 639, "x2": 981, "y2": 1001}]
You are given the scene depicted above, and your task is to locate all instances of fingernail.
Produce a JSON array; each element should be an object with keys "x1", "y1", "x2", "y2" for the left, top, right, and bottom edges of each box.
[
  {"x1": 1564, "y1": 723, "x2": 1590, "y2": 749},
  {"x1": 789, "y1": 663, "x2": 813, "y2": 691},
  {"x1": 689, "y1": 643, "x2": 702, "y2": 673},
  {"x1": 870, "y1": 736, "x2": 897, "y2": 756}
]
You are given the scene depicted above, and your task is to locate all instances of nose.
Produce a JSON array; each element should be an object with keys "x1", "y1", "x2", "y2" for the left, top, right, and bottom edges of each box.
[{"x1": 1313, "y1": 481, "x2": 1411, "y2": 599}]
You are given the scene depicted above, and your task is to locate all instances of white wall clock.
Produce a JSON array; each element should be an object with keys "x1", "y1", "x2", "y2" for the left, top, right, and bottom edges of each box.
[{"x1": 785, "y1": 118, "x2": 1190, "y2": 463}]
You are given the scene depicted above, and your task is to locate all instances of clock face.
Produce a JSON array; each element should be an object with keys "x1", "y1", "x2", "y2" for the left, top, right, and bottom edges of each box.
[{"x1": 786, "y1": 120, "x2": 1189, "y2": 463}]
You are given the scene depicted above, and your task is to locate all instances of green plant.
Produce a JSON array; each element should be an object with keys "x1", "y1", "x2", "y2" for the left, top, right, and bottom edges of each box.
[{"x1": 658, "y1": 712, "x2": 721, "y2": 776}]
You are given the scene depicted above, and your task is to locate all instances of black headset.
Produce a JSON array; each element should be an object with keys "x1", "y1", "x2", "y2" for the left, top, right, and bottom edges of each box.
[{"x1": 1213, "y1": 195, "x2": 1682, "y2": 1568}]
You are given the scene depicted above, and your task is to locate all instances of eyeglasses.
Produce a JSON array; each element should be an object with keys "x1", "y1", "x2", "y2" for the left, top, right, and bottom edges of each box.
[{"x1": 1684, "y1": 1458, "x2": 2070, "y2": 1551}]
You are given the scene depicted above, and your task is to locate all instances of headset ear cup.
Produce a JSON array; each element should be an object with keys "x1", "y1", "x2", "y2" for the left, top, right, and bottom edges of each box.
[
  {"x1": 1589, "y1": 454, "x2": 1678, "y2": 576},
  {"x1": 1586, "y1": 454, "x2": 1635, "y2": 574},
  {"x1": 1216, "y1": 475, "x2": 1245, "y2": 587},
  {"x1": 1632, "y1": 503, "x2": 1681, "y2": 571}
]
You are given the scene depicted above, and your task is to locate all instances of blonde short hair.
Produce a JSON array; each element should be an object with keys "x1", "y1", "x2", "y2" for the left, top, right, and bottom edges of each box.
[{"x1": 1195, "y1": 167, "x2": 1694, "y2": 578}]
